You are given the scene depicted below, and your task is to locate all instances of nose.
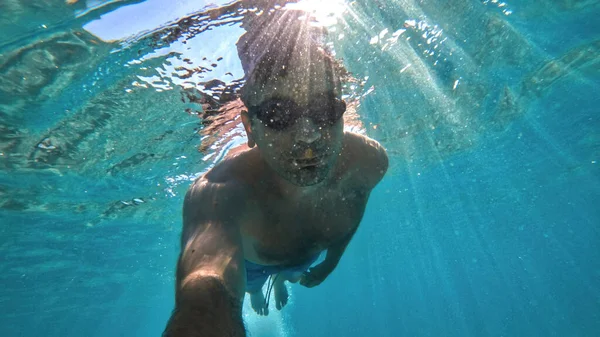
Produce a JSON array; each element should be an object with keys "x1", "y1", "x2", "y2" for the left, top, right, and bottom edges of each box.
[{"x1": 294, "y1": 117, "x2": 321, "y2": 144}]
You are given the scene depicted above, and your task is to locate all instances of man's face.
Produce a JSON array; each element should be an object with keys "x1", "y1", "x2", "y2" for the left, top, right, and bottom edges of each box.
[{"x1": 242, "y1": 55, "x2": 345, "y2": 187}]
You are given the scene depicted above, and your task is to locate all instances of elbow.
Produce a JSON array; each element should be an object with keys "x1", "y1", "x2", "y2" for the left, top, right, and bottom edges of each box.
[
  {"x1": 166, "y1": 275, "x2": 246, "y2": 337},
  {"x1": 176, "y1": 273, "x2": 242, "y2": 313}
]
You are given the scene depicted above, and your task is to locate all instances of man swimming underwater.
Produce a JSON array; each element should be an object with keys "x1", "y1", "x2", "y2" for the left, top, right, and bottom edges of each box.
[{"x1": 164, "y1": 7, "x2": 388, "y2": 337}]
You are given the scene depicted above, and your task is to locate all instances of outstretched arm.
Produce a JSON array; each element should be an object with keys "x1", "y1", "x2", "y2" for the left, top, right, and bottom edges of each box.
[{"x1": 163, "y1": 179, "x2": 247, "y2": 337}]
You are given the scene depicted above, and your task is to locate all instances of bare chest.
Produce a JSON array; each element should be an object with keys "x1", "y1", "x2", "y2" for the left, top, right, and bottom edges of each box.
[{"x1": 241, "y1": 187, "x2": 368, "y2": 265}]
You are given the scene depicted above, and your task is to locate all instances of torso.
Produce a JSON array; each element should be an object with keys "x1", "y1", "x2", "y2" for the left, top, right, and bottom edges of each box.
[
  {"x1": 240, "y1": 179, "x2": 369, "y2": 266},
  {"x1": 205, "y1": 132, "x2": 379, "y2": 267}
]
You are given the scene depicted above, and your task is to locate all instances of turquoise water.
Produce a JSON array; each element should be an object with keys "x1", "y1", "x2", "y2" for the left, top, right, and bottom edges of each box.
[{"x1": 1, "y1": 1, "x2": 599, "y2": 336}]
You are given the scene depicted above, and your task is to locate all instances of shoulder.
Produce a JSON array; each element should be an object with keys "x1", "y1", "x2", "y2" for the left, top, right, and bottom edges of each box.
[
  {"x1": 183, "y1": 153, "x2": 255, "y2": 223},
  {"x1": 339, "y1": 132, "x2": 388, "y2": 189},
  {"x1": 181, "y1": 172, "x2": 251, "y2": 244}
]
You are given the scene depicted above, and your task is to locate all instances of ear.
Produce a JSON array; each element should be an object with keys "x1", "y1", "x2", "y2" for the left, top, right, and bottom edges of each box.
[{"x1": 241, "y1": 110, "x2": 256, "y2": 148}]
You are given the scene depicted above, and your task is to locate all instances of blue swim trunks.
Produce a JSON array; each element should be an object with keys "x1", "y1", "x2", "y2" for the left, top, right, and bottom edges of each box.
[{"x1": 245, "y1": 254, "x2": 321, "y2": 293}]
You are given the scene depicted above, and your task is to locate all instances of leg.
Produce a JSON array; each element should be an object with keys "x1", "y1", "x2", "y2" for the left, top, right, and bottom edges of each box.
[
  {"x1": 248, "y1": 289, "x2": 269, "y2": 316},
  {"x1": 246, "y1": 272, "x2": 270, "y2": 316},
  {"x1": 273, "y1": 273, "x2": 293, "y2": 310},
  {"x1": 286, "y1": 271, "x2": 303, "y2": 283},
  {"x1": 273, "y1": 257, "x2": 321, "y2": 310}
]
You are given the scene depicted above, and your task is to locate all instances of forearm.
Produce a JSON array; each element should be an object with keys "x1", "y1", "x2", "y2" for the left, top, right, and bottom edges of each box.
[
  {"x1": 163, "y1": 276, "x2": 246, "y2": 337},
  {"x1": 321, "y1": 229, "x2": 357, "y2": 272},
  {"x1": 321, "y1": 245, "x2": 345, "y2": 271}
]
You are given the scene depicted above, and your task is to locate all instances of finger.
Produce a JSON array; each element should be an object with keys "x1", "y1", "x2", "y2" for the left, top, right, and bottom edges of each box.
[
  {"x1": 309, "y1": 278, "x2": 322, "y2": 287},
  {"x1": 300, "y1": 277, "x2": 313, "y2": 287},
  {"x1": 300, "y1": 272, "x2": 312, "y2": 282},
  {"x1": 303, "y1": 277, "x2": 316, "y2": 288}
]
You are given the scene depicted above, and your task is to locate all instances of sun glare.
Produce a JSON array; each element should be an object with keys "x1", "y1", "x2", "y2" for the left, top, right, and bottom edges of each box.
[{"x1": 285, "y1": 0, "x2": 348, "y2": 26}]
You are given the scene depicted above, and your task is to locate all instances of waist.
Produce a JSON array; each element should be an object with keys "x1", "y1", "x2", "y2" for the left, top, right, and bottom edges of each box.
[{"x1": 245, "y1": 252, "x2": 322, "y2": 272}]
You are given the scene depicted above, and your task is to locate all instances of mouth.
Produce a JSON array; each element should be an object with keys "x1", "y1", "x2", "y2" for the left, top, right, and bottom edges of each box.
[
  {"x1": 293, "y1": 157, "x2": 323, "y2": 168},
  {"x1": 290, "y1": 148, "x2": 328, "y2": 168}
]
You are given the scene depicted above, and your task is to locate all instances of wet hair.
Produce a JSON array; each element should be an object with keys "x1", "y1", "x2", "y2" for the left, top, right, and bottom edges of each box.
[{"x1": 236, "y1": 8, "x2": 346, "y2": 103}]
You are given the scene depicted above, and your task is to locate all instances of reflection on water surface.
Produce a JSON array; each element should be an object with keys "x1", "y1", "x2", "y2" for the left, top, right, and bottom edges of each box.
[{"x1": 1, "y1": 0, "x2": 597, "y2": 218}]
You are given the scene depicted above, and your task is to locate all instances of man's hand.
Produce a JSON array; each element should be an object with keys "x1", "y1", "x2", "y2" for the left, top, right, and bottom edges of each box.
[
  {"x1": 299, "y1": 263, "x2": 333, "y2": 288},
  {"x1": 300, "y1": 229, "x2": 357, "y2": 288}
]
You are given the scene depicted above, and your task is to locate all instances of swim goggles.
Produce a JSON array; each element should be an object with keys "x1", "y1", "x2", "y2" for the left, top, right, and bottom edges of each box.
[{"x1": 247, "y1": 93, "x2": 346, "y2": 131}]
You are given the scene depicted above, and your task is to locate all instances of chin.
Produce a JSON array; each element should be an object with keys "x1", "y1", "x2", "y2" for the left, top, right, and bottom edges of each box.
[{"x1": 286, "y1": 166, "x2": 330, "y2": 186}]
